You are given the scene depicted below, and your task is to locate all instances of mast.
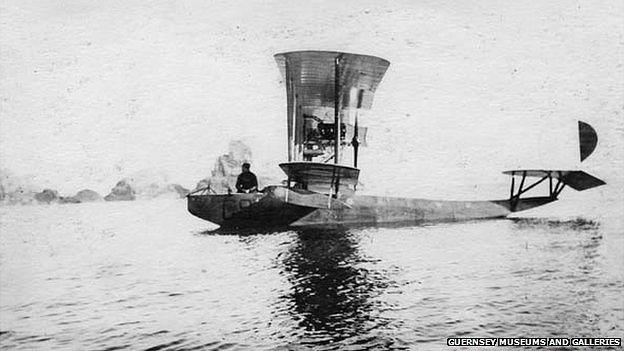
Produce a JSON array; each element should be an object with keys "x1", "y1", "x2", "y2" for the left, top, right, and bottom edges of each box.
[
  {"x1": 293, "y1": 91, "x2": 298, "y2": 161},
  {"x1": 334, "y1": 55, "x2": 342, "y2": 164}
]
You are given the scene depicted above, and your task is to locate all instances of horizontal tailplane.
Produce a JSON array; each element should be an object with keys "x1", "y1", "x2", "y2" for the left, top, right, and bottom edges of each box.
[{"x1": 559, "y1": 171, "x2": 605, "y2": 190}]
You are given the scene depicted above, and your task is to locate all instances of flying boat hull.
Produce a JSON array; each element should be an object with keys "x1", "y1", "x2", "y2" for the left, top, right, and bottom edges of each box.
[{"x1": 187, "y1": 186, "x2": 557, "y2": 229}]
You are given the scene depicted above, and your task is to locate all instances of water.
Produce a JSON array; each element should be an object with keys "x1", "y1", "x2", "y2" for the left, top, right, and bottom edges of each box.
[{"x1": 1, "y1": 199, "x2": 623, "y2": 350}]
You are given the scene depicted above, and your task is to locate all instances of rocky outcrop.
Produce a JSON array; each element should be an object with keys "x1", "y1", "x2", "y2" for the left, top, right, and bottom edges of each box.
[
  {"x1": 58, "y1": 196, "x2": 81, "y2": 204},
  {"x1": 72, "y1": 189, "x2": 103, "y2": 202},
  {"x1": 104, "y1": 180, "x2": 136, "y2": 201},
  {"x1": 104, "y1": 170, "x2": 190, "y2": 201},
  {"x1": 15, "y1": 187, "x2": 103, "y2": 204},
  {"x1": 34, "y1": 189, "x2": 59, "y2": 204},
  {"x1": 1, "y1": 186, "x2": 37, "y2": 205},
  {"x1": 1, "y1": 167, "x2": 186, "y2": 205},
  {"x1": 0, "y1": 169, "x2": 38, "y2": 205},
  {"x1": 53, "y1": 189, "x2": 103, "y2": 204},
  {"x1": 193, "y1": 140, "x2": 253, "y2": 193},
  {"x1": 170, "y1": 184, "x2": 189, "y2": 198}
]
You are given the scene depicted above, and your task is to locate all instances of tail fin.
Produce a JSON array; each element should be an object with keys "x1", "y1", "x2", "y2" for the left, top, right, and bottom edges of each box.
[
  {"x1": 500, "y1": 121, "x2": 605, "y2": 208},
  {"x1": 579, "y1": 121, "x2": 598, "y2": 162}
]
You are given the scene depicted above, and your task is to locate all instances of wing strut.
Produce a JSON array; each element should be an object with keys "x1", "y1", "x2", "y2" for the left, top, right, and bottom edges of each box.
[
  {"x1": 352, "y1": 89, "x2": 364, "y2": 168},
  {"x1": 333, "y1": 54, "x2": 343, "y2": 165}
]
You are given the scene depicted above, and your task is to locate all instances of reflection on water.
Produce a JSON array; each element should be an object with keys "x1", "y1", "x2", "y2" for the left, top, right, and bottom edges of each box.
[
  {"x1": 277, "y1": 229, "x2": 403, "y2": 348},
  {"x1": 0, "y1": 201, "x2": 622, "y2": 350}
]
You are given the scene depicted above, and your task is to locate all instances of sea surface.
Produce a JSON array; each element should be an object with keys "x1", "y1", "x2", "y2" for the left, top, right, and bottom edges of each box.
[{"x1": 1, "y1": 198, "x2": 623, "y2": 350}]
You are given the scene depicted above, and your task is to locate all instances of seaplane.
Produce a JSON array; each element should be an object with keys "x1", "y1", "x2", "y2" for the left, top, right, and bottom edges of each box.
[{"x1": 187, "y1": 50, "x2": 605, "y2": 229}]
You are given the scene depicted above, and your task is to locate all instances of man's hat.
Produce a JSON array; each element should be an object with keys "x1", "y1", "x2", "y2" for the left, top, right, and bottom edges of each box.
[{"x1": 242, "y1": 162, "x2": 251, "y2": 168}]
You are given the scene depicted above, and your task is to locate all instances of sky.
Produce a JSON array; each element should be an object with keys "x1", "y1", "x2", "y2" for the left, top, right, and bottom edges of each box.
[{"x1": 1, "y1": 0, "x2": 622, "y2": 199}]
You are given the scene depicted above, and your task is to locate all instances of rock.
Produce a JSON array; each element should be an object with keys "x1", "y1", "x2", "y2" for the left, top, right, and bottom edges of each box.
[
  {"x1": 58, "y1": 196, "x2": 81, "y2": 204},
  {"x1": 105, "y1": 172, "x2": 190, "y2": 201},
  {"x1": 104, "y1": 180, "x2": 136, "y2": 201},
  {"x1": 72, "y1": 189, "x2": 103, "y2": 202},
  {"x1": 34, "y1": 189, "x2": 59, "y2": 204},
  {"x1": 0, "y1": 169, "x2": 38, "y2": 205},
  {"x1": 193, "y1": 177, "x2": 230, "y2": 194},
  {"x1": 4, "y1": 187, "x2": 37, "y2": 205},
  {"x1": 193, "y1": 140, "x2": 253, "y2": 194},
  {"x1": 56, "y1": 189, "x2": 104, "y2": 204},
  {"x1": 228, "y1": 140, "x2": 252, "y2": 163},
  {"x1": 169, "y1": 184, "x2": 189, "y2": 198},
  {"x1": 194, "y1": 178, "x2": 210, "y2": 191},
  {"x1": 2, "y1": 186, "x2": 37, "y2": 205}
]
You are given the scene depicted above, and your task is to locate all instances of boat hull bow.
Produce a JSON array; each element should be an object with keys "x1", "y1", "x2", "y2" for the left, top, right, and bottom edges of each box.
[{"x1": 187, "y1": 188, "x2": 316, "y2": 228}]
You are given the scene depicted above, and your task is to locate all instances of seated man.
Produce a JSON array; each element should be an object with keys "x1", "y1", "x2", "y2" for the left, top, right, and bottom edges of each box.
[{"x1": 235, "y1": 162, "x2": 258, "y2": 193}]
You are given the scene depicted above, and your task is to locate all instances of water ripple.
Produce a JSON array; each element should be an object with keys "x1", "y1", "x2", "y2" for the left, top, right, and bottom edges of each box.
[{"x1": 1, "y1": 203, "x2": 622, "y2": 349}]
